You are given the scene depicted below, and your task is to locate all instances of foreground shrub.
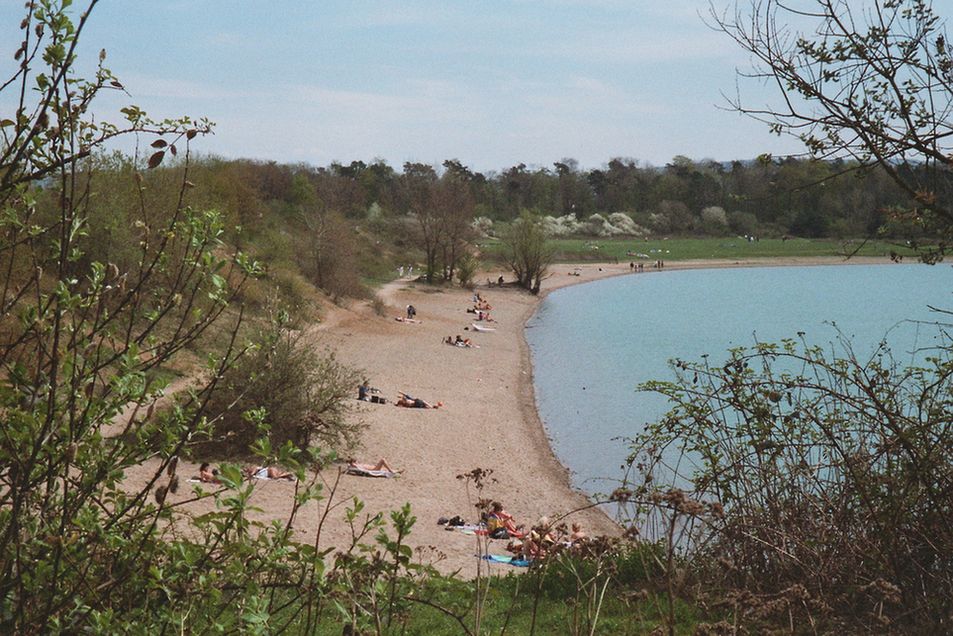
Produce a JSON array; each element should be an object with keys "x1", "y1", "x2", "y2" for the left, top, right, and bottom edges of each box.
[{"x1": 626, "y1": 337, "x2": 953, "y2": 633}]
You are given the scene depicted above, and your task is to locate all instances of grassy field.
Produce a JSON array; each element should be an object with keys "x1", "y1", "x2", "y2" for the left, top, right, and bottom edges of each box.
[{"x1": 479, "y1": 236, "x2": 913, "y2": 263}]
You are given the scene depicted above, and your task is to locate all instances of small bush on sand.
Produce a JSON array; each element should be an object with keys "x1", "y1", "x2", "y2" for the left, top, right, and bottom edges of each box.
[
  {"x1": 455, "y1": 253, "x2": 480, "y2": 288},
  {"x1": 201, "y1": 317, "x2": 363, "y2": 455},
  {"x1": 371, "y1": 293, "x2": 387, "y2": 316}
]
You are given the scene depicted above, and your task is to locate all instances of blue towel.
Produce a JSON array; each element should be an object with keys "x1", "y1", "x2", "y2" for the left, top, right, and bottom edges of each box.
[{"x1": 480, "y1": 554, "x2": 531, "y2": 567}]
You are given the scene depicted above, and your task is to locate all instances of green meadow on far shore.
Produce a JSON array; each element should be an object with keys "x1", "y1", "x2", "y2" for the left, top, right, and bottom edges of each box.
[{"x1": 479, "y1": 236, "x2": 913, "y2": 264}]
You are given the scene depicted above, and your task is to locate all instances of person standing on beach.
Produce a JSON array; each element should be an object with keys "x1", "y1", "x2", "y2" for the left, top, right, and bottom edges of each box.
[{"x1": 406, "y1": 304, "x2": 416, "y2": 319}]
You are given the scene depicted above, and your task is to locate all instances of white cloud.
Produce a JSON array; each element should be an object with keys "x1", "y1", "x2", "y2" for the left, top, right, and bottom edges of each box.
[{"x1": 113, "y1": 72, "x2": 246, "y2": 101}]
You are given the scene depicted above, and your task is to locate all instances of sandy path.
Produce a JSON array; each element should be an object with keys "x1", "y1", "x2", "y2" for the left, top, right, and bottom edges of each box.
[{"x1": 125, "y1": 255, "x2": 891, "y2": 577}]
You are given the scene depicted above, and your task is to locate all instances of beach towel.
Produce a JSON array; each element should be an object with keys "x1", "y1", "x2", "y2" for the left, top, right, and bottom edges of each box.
[
  {"x1": 471, "y1": 323, "x2": 496, "y2": 332},
  {"x1": 480, "y1": 554, "x2": 531, "y2": 567},
  {"x1": 444, "y1": 524, "x2": 484, "y2": 534},
  {"x1": 346, "y1": 466, "x2": 400, "y2": 478}
]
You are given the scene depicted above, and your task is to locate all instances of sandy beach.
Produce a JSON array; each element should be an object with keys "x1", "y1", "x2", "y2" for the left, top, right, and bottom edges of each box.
[{"x1": 127, "y1": 255, "x2": 889, "y2": 577}]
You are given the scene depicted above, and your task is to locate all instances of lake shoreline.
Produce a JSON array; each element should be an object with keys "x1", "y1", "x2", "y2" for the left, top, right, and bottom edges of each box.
[
  {"x1": 123, "y1": 255, "x2": 895, "y2": 578},
  {"x1": 520, "y1": 256, "x2": 892, "y2": 490}
]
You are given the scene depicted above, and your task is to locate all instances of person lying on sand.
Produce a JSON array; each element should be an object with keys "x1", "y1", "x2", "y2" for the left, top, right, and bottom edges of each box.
[
  {"x1": 198, "y1": 462, "x2": 220, "y2": 484},
  {"x1": 242, "y1": 465, "x2": 294, "y2": 480},
  {"x1": 347, "y1": 457, "x2": 398, "y2": 473},
  {"x1": 395, "y1": 392, "x2": 442, "y2": 409},
  {"x1": 394, "y1": 316, "x2": 420, "y2": 323}
]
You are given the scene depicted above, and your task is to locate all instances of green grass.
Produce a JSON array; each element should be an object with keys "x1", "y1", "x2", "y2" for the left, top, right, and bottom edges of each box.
[
  {"x1": 479, "y1": 236, "x2": 914, "y2": 263},
  {"x1": 301, "y1": 573, "x2": 701, "y2": 635},
  {"x1": 275, "y1": 545, "x2": 705, "y2": 635}
]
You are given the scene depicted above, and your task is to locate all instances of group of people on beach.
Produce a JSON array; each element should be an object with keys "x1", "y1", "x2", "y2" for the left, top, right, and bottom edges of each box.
[
  {"x1": 466, "y1": 293, "x2": 495, "y2": 322},
  {"x1": 484, "y1": 501, "x2": 589, "y2": 563},
  {"x1": 197, "y1": 462, "x2": 294, "y2": 484}
]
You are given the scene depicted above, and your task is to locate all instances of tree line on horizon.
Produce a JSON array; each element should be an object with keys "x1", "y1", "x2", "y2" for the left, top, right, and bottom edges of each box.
[
  {"x1": 199, "y1": 152, "x2": 936, "y2": 240},
  {"x1": 69, "y1": 149, "x2": 937, "y2": 302}
]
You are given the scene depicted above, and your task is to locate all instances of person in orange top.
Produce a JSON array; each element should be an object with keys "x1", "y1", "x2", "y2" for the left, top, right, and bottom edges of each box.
[{"x1": 486, "y1": 501, "x2": 521, "y2": 537}]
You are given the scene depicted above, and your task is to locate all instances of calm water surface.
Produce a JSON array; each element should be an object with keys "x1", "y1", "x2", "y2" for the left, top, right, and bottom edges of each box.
[{"x1": 526, "y1": 264, "x2": 953, "y2": 496}]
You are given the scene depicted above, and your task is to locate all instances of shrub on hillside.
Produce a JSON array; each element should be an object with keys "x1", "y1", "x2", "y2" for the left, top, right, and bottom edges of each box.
[
  {"x1": 727, "y1": 210, "x2": 760, "y2": 236},
  {"x1": 540, "y1": 213, "x2": 583, "y2": 236},
  {"x1": 472, "y1": 216, "x2": 495, "y2": 237},
  {"x1": 200, "y1": 320, "x2": 363, "y2": 456},
  {"x1": 699, "y1": 206, "x2": 728, "y2": 235},
  {"x1": 585, "y1": 212, "x2": 648, "y2": 237},
  {"x1": 649, "y1": 201, "x2": 694, "y2": 234},
  {"x1": 607, "y1": 212, "x2": 649, "y2": 236}
]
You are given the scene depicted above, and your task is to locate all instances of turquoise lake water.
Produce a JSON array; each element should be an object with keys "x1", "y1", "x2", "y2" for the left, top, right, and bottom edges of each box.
[{"x1": 525, "y1": 263, "x2": 953, "y2": 497}]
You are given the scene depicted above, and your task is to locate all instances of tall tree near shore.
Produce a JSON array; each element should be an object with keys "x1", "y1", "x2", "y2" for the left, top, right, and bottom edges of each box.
[
  {"x1": 501, "y1": 211, "x2": 553, "y2": 293},
  {"x1": 400, "y1": 162, "x2": 440, "y2": 282},
  {"x1": 400, "y1": 161, "x2": 476, "y2": 284},
  {"x1": 437, "y1": 160, "x2": 477, "y2": 283}
]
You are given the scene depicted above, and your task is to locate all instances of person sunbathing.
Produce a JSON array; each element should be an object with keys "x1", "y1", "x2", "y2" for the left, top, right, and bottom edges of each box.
[
  {"x1": 242, "y1": 465, "x2": 294, "y2": 480},
  {"x1": 517, "y1": 518, "x2": 557, "y2": 561},
  {"x1": 486, "y1": 501, "x2": 521, "y2": 538},
  {"x1": 395, "y1": 392, "x2": 442, "y2": 409},
  {"x1": 454, "y1": 335, "x2": 473, "y2": 347},
  {"x1": 347, "y1": 457, "x2": 397, "y2": 473},
  {"x1": 198, "y1": 462, "x2": 220, "y2": 484},
  {"x1": 569, "y1": 522, "x2": 588, "y2": 544}
]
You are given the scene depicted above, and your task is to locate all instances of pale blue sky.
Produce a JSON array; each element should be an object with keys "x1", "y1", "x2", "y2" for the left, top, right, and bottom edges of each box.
[{"x1": 2, "y1": 0, "x2": 915, "y2": 171}]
